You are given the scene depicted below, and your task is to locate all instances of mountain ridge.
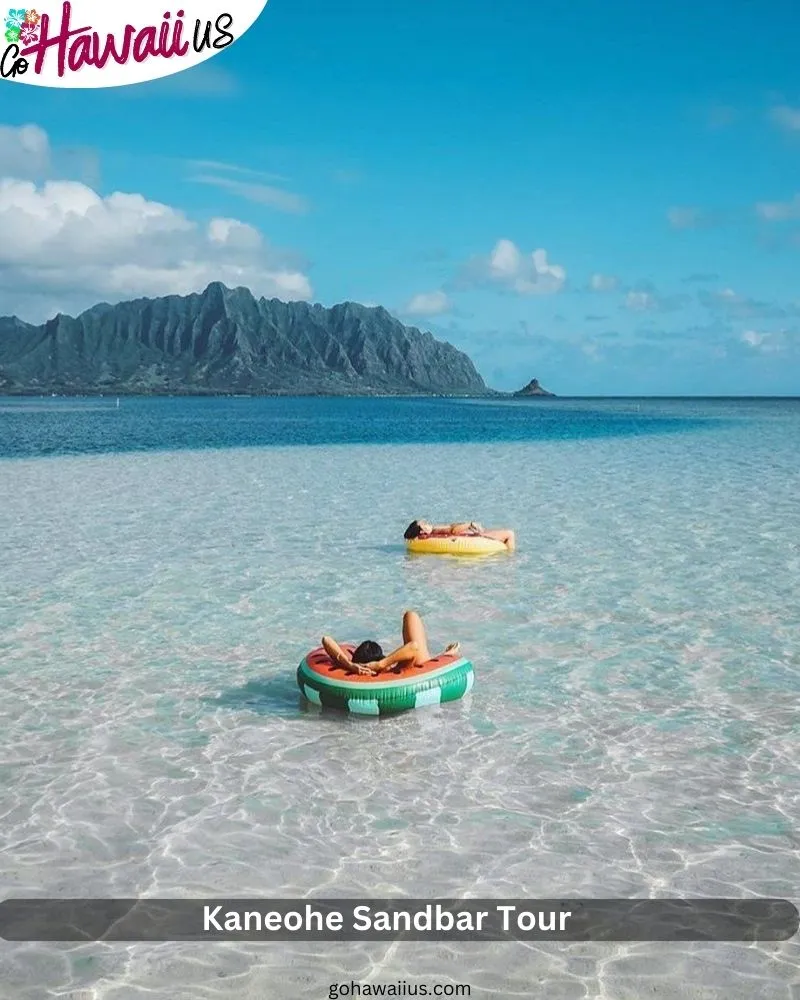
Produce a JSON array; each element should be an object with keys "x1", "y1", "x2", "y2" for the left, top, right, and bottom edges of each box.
[
  {"x1": 0, "y1": 282, "x2": 490, "y2": 396},
  {"x1": 0, "y1": 283, "x2": 554, "y2": 397}
]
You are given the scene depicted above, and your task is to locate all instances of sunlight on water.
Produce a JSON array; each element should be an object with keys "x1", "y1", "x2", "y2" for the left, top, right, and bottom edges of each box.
[{"x1": 0, "y1": 398, "x2": 798, "y2": 998}]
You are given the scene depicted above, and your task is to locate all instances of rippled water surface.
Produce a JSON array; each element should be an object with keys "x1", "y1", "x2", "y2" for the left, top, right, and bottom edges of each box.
[{"x1": 0, "y1": 397, "x2": 798, "y2": 999}]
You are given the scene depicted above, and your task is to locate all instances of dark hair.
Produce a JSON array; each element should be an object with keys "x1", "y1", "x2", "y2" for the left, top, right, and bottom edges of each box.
[
  {"x1": 352, "y1": 640, "x2": 384, "y2": 664},
  {"x1": 404, "y1": 520, "x2": 424, "y2": 540}
]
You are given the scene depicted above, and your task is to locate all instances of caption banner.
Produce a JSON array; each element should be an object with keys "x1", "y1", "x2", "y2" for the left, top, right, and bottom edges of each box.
[{"x1": 0, "y1": 898, "x2": 797, "y2": 942}]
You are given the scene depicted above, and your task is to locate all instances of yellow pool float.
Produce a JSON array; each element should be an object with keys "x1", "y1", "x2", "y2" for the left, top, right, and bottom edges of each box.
[{"x1": 405, "y1": 534, "x2": 508, "y2": 556}]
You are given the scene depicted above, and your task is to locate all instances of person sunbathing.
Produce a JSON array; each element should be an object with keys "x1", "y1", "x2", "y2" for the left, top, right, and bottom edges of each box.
[
  {"x1": 321, "y1": 610, "x2": 460, "y2": 677},
  {"x1": 403, "y1": 519, "x2": 516, "y2": 551}
]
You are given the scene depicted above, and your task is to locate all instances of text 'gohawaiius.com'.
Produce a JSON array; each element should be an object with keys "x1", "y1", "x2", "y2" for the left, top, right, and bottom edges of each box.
[{"x1": 327, "y1": 982, "x2": 471, "y2": 998}]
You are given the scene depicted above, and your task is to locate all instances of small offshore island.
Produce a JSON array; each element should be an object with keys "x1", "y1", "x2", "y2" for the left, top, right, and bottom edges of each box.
[
  {"x1": 0, "y1": 282, "x2": 554, "y2": 399},
  {"x1": 514, "y1": 378, "x2": 555, "y2": 397}
]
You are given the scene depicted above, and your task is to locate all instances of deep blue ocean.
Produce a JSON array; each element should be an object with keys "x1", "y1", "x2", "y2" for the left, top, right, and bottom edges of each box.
[{"x1": 0, "y1": 394, "x2": 769, "y2": 458}]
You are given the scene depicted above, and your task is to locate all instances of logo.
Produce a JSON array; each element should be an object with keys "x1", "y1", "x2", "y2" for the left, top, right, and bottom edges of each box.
[{"x1": 1, "y1": 0, "x2": 269, "y2": 87}]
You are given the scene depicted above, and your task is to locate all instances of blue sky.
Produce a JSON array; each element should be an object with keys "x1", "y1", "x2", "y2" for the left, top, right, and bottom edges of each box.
[{"x1": 2, "y1": 0, "x2": 800, "y2": 394}]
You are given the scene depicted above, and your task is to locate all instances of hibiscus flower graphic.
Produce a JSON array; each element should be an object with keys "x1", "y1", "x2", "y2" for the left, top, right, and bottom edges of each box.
[
  {"x1": 5, "y1": 7, "x2": 26, "y2": 29},
  {"x1": 18, "y1": 20, "x2": 36, "y2": 43},
  {"x1": 24, "y1": 8, "x2": 39, "y2": 26},
  {"x1": 4, "y1": 25, "x2": 19, "y2": 42}
]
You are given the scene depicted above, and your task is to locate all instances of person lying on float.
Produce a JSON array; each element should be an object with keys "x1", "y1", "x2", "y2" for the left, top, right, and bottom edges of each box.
[
  {"x1": 403, "y1": 519, "x2": 516, "y2": 551},
  {"x1": 322, "y1": 611, "x2": 459, "y2": 676}
]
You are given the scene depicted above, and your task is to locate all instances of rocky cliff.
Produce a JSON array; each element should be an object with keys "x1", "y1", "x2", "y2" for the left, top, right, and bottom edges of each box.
[{"x1": 0, "y1": 283, "x2": 488, "y2": 396}]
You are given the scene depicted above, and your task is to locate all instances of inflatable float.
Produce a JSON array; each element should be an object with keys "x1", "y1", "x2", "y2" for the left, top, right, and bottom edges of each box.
[
  {"x1": 405, "y1": 534, "x2": 507, "y2": 556},
  {"x1": 297, "y1": 643, "x2": 474, "y2": 716}
]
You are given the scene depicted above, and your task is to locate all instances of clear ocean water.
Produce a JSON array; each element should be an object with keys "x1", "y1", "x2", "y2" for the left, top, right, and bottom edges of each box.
[{"x1": 0, "y1": 395, "x2": 798, "y2": 1000}]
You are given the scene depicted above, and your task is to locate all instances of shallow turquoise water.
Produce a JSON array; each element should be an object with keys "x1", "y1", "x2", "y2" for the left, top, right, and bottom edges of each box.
[{"x1": 0, "y1": 397, "x2": 798, "y2": 999}]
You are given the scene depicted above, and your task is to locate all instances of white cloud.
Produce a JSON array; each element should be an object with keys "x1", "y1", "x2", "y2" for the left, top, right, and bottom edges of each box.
[
  {"x1": 698, "y1": 287, "x2": 745, "y2": 310},
  {"x1": 0, "y1": 123, "x2": 313, "y2": 322},
  {"x1": 698, "y1": 288, "x2": 780, "y2": 319},
  {"x1": 755, "y1": 194, "x2": 800, "y2": 221},
  {"x1": 403, "y1": 290, "x2": 451, "y2": 316},
  {"x1": 0, "y1": 122, "x2": 100, "y2": 188},
  {"x1": 0, "y1": 123, "x2": 312, "y2": 322},
  {"x1": 0, "y1": 123, "x2": 51, "y2": 178},
  {"x1": 740, "y1": 330, "x2": 788, "y2": 353},
  {"x1": 187, "y1": 160, "x2": 288, "y2": 183},
  {"x1": 189, "y1": 173, "x2": 310, "y2": 214},
  {"x1": 625, "y1": 290, "x2": 658, "y2": 311},
  {"x1": 668, "y1": 205, "x2": 729, "y2": 230},
  {"x1": 589, "y1": 273, "x2": 619, "y2": 292},
  {"x1": 768, "y1": 105, "x2": 800, "y2": 132},
  {"x1": 464, "y1": 239, "x2": 566, "y2": 295},
  {"x1": 0, "y1": 176, "x2": 312, "y2": 323}
]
